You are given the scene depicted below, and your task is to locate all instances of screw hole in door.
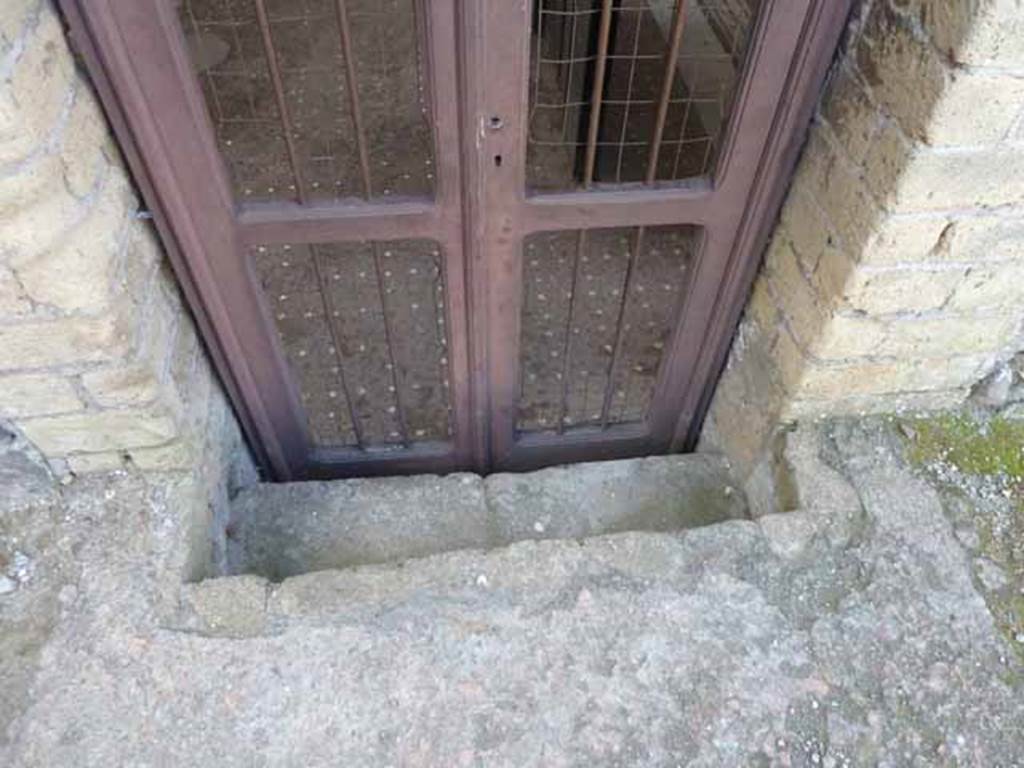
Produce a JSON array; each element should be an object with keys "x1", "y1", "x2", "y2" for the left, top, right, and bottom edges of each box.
[
  {"x1": 489, "y1": 115, "x2": 503, "y2": 130},
  {"x1": 494, "y1": 154, "x2": 503, "y2": 167}
]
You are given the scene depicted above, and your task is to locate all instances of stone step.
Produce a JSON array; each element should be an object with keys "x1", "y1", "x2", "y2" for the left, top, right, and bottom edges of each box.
[
  {"x1": 177, "y1": 524, "x2": 761, "y2": 639},
  {"x1": 227, "y1": 453, "x2": 747, "y2": 580}
]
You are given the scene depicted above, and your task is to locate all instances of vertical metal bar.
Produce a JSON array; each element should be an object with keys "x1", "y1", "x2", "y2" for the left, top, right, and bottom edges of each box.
[
  {"x1": 333, "y1": 0, "x2": 374, "y2": 198},
  {"x1": 555, "y1": 230, "x2": 585, "y2": 433},
  {"x1": 599, "y1": 0, "x2": 687, "y2": 427},
  {"x1": 581, "y1": 0, "x2": 614, "y2": 186},
  {"x1": 336, "y1": 0, "x2": 409, "y2": 444},
  {"x1": 669, "y1": 63, "x2": 698, "y2": 179},
  {"x1": 559, "y1": 0, "x2": 579, "y2": 141},
  {"x1": 371, "y1": 244, "x2": 411, "y2": 446},
  {"x1": 252, "y1": 0, "x2": 306, "y2": 197},
  {"x1": 530, "y1": 0, "x2": 545, "y2": 127},
  {"x1": 645, "y1": 0, "x2": 687, "y2": 182},
  {"x1": 307, "y1": 247, "x2": 366, "y2": 447},
  {"x1": 556, "y1": 0, "x2": 613, "y2": 433},
  {"x1": 599, "y1": 226, "x2": 643, "y2": 427},
  {"x1": 615, "y1": 7, "x2": 644, "y2": 182},
  {"x1": 253, "y1": 0, "x2": 366, "y2": 448}
]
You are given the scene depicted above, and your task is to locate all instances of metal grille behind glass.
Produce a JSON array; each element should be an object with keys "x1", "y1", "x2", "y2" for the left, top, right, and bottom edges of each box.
[
  {"x1": 178, "y1": 0, "x2": 435, "y2": 203},
  {"x1": 254, "y1": 239, "x2": 453, "y2": 449},
  {"x1": 528, "y1": 0, "x2": 760, "y2": 191},
  {"x1": 519, "y1": 225, "x2": 695, "y2": 432}
]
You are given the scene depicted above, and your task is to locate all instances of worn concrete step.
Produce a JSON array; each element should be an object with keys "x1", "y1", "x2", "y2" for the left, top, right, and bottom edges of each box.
[{"x1": 227, "y1": 453, "x2": 747, "y2": 580}]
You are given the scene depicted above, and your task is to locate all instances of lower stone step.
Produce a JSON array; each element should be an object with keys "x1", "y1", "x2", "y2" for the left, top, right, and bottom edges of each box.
[{"x1": 228, "y1": 453, "x2": 746, "y2": 580}]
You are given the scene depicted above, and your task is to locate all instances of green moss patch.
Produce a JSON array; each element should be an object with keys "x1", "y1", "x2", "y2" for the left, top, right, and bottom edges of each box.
[{"x1": 903, "y1": 412, "x2": 1024, "y2": 479}]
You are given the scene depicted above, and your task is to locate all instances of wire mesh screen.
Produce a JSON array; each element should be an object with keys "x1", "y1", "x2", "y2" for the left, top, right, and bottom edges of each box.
[
  {"x1": 527, "y1": 0, "x2": 760, "y2": 192},
  {"x1": 178, "y1": 0, "x2": 434, "y2": 203},
  {"x1": 253, "y1": 239, "x2": 453, "y2": 448},
  {"x1": 518, "y1": 225, "x2": 695, "y2": 433}
]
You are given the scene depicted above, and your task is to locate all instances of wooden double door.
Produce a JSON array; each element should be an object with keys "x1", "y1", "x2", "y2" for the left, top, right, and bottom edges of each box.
[{"x1": 63, "y1": 0, "x2": 851, "y2": 479}]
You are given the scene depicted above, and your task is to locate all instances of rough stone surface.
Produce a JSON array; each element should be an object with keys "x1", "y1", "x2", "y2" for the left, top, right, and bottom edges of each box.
[
  {"x1": 2, "y1": 421, "x2": 1023, "y2": 765},
  {"x1": 0, "y1": 0, "x2": 241, "y2": 480},
  {"x1": 702, "y1": 0, "x2": 1024, "y2": 482},
  {"x1": 230, "y1": 455, "x2": 747, "y2": 580},
  {"x1": 230, "y1": 473, "x2": 491, "y2": 580},
  {"x1": 487, "y1": 454, "x2": 745, "y2": 543}
]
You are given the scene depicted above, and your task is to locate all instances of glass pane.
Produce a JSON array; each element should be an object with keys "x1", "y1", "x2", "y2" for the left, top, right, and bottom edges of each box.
[
  {"x1": 253, "y1": 239, "x2": 452, "y2": 448},
  {"x1": 527, "y1": 0, "x2": 760, "y2": 192},
  {"x1": 518, "y1": 225, "x2": 694, "y2": 433},
  {"x1": 179, "y1": 0, "x2": 434, "y2": 203}
]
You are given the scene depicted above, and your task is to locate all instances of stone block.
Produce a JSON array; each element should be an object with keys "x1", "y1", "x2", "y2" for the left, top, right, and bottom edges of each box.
[
  {"x1": 232, "y1": 473, "x2": 491, "y2": 580},
  {"x1": 0, "y1": 9, "x2": 76, "y2": 165},
  {"x1": 946, "y1": 263, "x2": 1024, "y2": 311},
  {"x1": 772, "y1": 326, "x2": 809, "y2": 395},
  {"x1": 58, "y1": 84, "x2": 113, "y2": 198},
  {"x1": 948, "y1": 0, "x2": 1024, "y2": 67},
  {"x1": 127, "y1": 440, "x2": 196, "y2": 472},
  {"x1": 862, "y1": 118, "x2": 914, "y2": 206},
  {"x1": 812, "y1": 314, "x2": 888, "y2": 360},
  {"x1": 0, "y1": 373, "x2": 82, "y2": 418},
  {"x1": 820, "y1": 63, "x2": 881, "y2": 165},
  {"x1": 819, "y1": 149, "x2": 883, "y2": 256},
  {"x1": 0, "y1": 265, "x2": 32, "y2": 318},
  {"x1": 486, "y1": 454, "x2": 747, "y2": 545},
  {"x1": 787, "y1": 387, "x2": 969, "y2": 419},
  {"x1": 15, "y1": 173, "x2": 133, "y2": 312},
  {"x1": 856, "y1": 4, "x2": 947, "y2": 143},
  {"x1": 0, "y1": 313, "x2": 131, "y2": 371},
  {"x1": 0, "y1": 0, "x2": 40, "y2": 50},
  {"x1": 19, "y1": 408, "x2": 179, "y2": 454},
  {"x1": 950, "y1": 216, "x2": 1024, "y2": 263},
  {"x1": 66, "y1": 451, "x2": 126, "y2": 475},
  {"x1": 81, "y1": 364, "x2": 161, "y2": 409},
  {"x1": 778, "y1": 188, "x2": 835, "y2": 274},
  {"x1": 842, "y1": 265, "x2": 965, "y2": 315},
  {"x1": 889, "y1": 147, "x2": 1024, "y2": 211},
  {"x1": 859, "y1": 214, "x2": 952, "y2": 266},
  {"x1": 876, "y1": 313, "x2": 1020, "y2": 357},
  {"x1": 0, "y1": 170, "x2": 90, "y2": 265},
  {"x1": 743, "y1": 274, "x2": 778, "y2": 333},
  {"x1": 177, "y1": 575, "x2": 268, "y2": 638},
  {"x1": 928, "y1": 70, "x2": 1024, "y2": 146},
  {"x1": 795, "y1": 354, "x2": 991, "y2": 401},
  {"x1": 765, "y1": 238, "x2": 831, "y2": 350},
  {"x1": 704, "y1": 324, "x2": 788, "y2": 475}
]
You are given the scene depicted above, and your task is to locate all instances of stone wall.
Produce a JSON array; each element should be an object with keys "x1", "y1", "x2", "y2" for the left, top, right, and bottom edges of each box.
[
  {"x1": 0, "y1": 0, "x2": 248, "y2": 489},
  {"x1": 702, "y1": 0, "x2": 1024, "y2": 480}
]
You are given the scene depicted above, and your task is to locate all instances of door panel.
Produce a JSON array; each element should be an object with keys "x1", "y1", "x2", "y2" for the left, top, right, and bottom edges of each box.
[
  {"x1": 475, "y1": 0, "x2": 822, "y2": 471},
  {"x1": 518, "y1": 224, "x2": 695, "y2": 434},
  {"x1": 63, "y1": 0, "x2": 853, "y2": 479},
  {"x1": 252, "y1": 238, "x2": 454, "y2": 449}
]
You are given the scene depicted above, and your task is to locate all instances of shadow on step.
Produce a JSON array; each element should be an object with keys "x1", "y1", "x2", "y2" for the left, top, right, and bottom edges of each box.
[{"x1": 227, "y1": 454, "x2": 747, "y2": 581}]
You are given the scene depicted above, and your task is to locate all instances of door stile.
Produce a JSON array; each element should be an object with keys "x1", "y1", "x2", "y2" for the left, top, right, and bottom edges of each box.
[
  {"x1": 467, "y1": 0, "x2": 534, "y2": 469},
  {"x1": 68, "y1": 0, "x2": 477, "y2": 480},
  {"x1": 670, "y1": 0, "x2": 856, "y2": 451},
  {"x1": 68, "y1": 0, "x2": 312, "y2": 479},
  {"x1": 297, "y1": 0, "x2": 478, "y2": 478},
  {"x1": 479, "y1": 0, "x2": 844, "y2": 472},
  {"x1": 646, "y1": 0, "x2": 819, "y2": 447}
]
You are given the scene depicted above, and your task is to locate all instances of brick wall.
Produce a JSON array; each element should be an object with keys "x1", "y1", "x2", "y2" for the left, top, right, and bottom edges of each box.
[
  {"x1": 0, "y1": 0, "x2": 246, "y2": 482},
  {"x1": 702, "y1": 0, "x2": 1024, "y2": 479}
]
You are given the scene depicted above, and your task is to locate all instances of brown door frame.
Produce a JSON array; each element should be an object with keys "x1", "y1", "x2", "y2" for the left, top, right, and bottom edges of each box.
[
  {"x1": 61, "y1": 0, "x2": 853, "y2": 480},
  {"x1": 61, "y1": 0, "x2": 480, "y2": 480},
  {"x1": 467, "y1": 0, "x2": 854, "y2": 471}
]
